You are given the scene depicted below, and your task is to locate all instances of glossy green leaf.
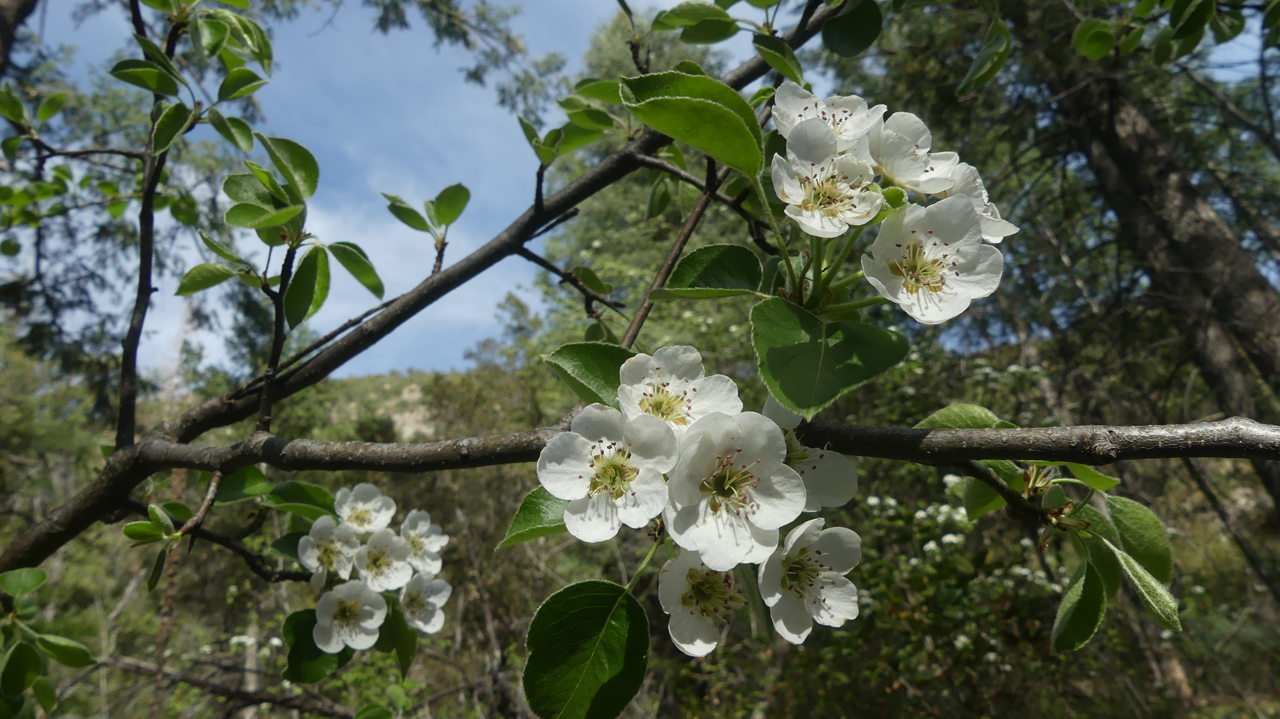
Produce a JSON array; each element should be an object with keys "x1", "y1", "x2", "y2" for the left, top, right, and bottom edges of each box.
[
  {"x1": 575, "y1": 79, "x2": 622, "y2": 105},
  {"x1": 568, "y1": 108, "x2": 615, "y2": 130},
  {"x1": 1134, "y1": 0, "x2": 1158, "y2": 18},
  {"x1": 0, "y1": 87, "x2": 25, "y2": 124},
  {"x1": 354, "y1": 706, "x2": 393, "y2": 719},
  {"x1": 208, "y1": 108, "x2": 254, "y2": 153},
  {"x1": 956, "y1": 19, "x2": 1011, "y2": 95},
  {"x1": 1104, "y1": 495, "x2": 1173, "y2": 585},
  {"x1": 1051, "y1": 562, "x2": 1107, "y2": 653},
  {"x1": 329, "y1": 241, "x2": 385, "y2": 299},
  {"x1": 36, "y1": 635, "x2": 96, "y2": 668},
  {"x1": 1119, "y1": 26, "x2": 1145, "y2": 55},
  {"x1": 226, "y1": 203, "x2": 305, "y2": 230},
  {"x1": 497, "y1": 487, "x2": 570, "y2": 549},
  {"x1": 265, "y1": 481, "x2": 336, "y2": 514},
  {"x1": 35, "y1": 93, "x2": 68, "y2": 124},
  {"x1": 0, "y1": 643, "x2": 41, "y2": 698},
  {"x1": 646, "y1": 176, "x2": 673, "y2": 218},
  {"x1": 223, "y1": 173, "x2": 277, "y2": 208},
  {"x1": 652, "y1": 1, "x2": 732, "y2": 30},
  {"x1": 270, "y1": 532, "x2": 307, "y2": 563},
  {"x1": 621, "y1": 71, "x2": 762, "y2": 176},
  {"x1": 1170, "y1": 0, "x2": 1213, "y2": 39},
  {"x1": 1267, "y1": 0, "x2": 1280, "y2": 29},
  {"x1": 1210, "y1": 10, "x2": 1245, "y2": 43},
  {"x1": 282, "y1": 610, "x2": 354, "y2": 683},
  {"x1": 680, "y1": 19, "x2": 739, "y2": 44},
  {"x1": 0, "y1": 569, "x2": 45, "y2": 597},
  {"x1": 915, "y1": 404, "x2": 1021, "y2": 518},
  {"x1": 151, "y1": 101, "x2": 192, "y2": 154},
  {"x1": 523, "y1": 581, "x2": 649, "y2": 719},
  {"x1": 197, "y1": 234, "x2": 243, "y2": 266},
  {"x1": 556, "y1": 123, "x2": 605, "y2": 156},
  {"x1": 432, "y1": 183, "x2": 470, "y2": 226},
  {"x1": 752, "y1": 297, "x2": 909, "y2": 418},
  {"x1": 284, "y1": 246, "x2": 329, "y2": 328},
  {"x1": 571, "y1": 266, "x2": 612, "y2": 295},
  {"x1": 752, "y1": 34, "x2": 804, "y2": 84},
  {"x1": 382, "y1": 193, "x2": 433, "y2": 233},
  {"x1": 123, "y1": 521, "x2": 163, "y2": 543},
  {"x1": 147, "y1": 547, "x2": 167, "y2": 591},
  {"x1": 822, "y1": 0, "x2": 882, "y2": 58},
  {"x1": 133, "y1": 34, "x2": 187, "y2": 87},
  {"x1": 31, "y1": 677, "x2": 54, "y2": 712},
  {"x1": 218, "y1": 67, "x2": 267, "y2": 102},
  {"x1": 1072, "y1": 19, "x2": 1115, "y2": 60},
  {"x1": 148, "y1": 503, "x2": 175, "y2": 535},
  {"x1": 215, "y1": 466, "x2": 274, "y2": 504},
  {"x1": 1098, "y1": 537, "x2": 1182, "y2": 632},
  {"x1": 256, "y1": 134, "x2": 320, "y2": 201},
  {"x1": 161, "y1": 502, "x2": 192, "y2": 525},
  {"x1": 543, "y1": 342, "x2": 637, "y2": 408},
  {"x1": 1076, "y1": 504, "x2": 1123, "y2": 597},
  {"x1": 650, "y1": 244, "x2": 763, "y2": 300},
  {"x1": 749, "y1": 86, "x2": 775, "y2": 107},
  {"x1": 175, "y1": 263, "x2": 237, "y2": 296},
  {"x1": 198, "y1": 18, "x2": 231, "y2": 57},
  {"x1": 0, "y1": 239, "x2": 17, "y2": 257},
  {"x1": 376, "y1": 599, "x2": 416, "y2": 678},
  {"x1": 110, "y1": 59, "x2": 180, "y2": 96},
  {"x1": 1066, "y1": 463, "x2": 1120, "y2": 491}
]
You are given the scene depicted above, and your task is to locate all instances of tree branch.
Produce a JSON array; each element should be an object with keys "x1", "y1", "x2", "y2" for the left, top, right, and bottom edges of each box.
[
  {"x1": 1177, "y1": 61, "x2": 1280, "y2": 164},
  {"x1": 514, "y1": 247, "x2": 625, "y2": 311}
]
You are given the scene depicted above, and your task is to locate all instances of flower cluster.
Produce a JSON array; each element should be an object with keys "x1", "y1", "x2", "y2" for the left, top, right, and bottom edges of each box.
[
  {"x1": 537, "y1": 346, "x2": 864, "y2": 655},
  {"x1": 771, "y1": 81, "x2": 1014, "y2": 325},
  {"x1": 300, "y1": 483, "x2": 452, "y2": 654}
]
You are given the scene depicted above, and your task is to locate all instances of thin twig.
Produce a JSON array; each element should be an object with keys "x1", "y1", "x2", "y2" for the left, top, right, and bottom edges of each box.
[
  {"x1": 177, "y1": 471, "x2": 222, "y2": 535},
  {"x1": 257, "y1": 245, "x2": 300, "y2": 432},
  {"x1": 107, "y1": 656, "x2": 354, "y2": 717},
  {"x1": 514, "y1": 247, "x2": 625, "y2": 310},
  {"x1": 634, "y1": 154, "x2": 773, "y2": 251}
]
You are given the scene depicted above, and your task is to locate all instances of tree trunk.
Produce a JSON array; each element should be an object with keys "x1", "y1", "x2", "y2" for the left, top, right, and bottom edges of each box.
[{"x1": 0, "y1": 0, "x2": 38, "y2": 79}]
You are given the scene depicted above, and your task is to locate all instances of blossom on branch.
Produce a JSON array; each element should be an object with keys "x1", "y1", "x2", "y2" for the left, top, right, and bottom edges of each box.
[
  {"x1": 947, "y1": 163, "x2": 1018, "y2": 243},
  {"x1": 298, "y1": 515, "x2": 360, "y2": 590},
  {"x1": 758, "y1": 518, "x2": 862, "y2": 644},
  {"x1": 861, "y1": 196, "x2": 1004, "y2": 324},
  {"x1": 537, "y1": 403, "x2": 678, "y2": 542},
  {"x1": 771, "y1": 118, "x2": 883, "y2": 238},
  {"x1": 401, "y1": 509, "x2": 449, "y2": 575},
  {"x1": 663, "y1": 411, "x2": 806, "y2": 571},
  {"x1": 772, "y1": 80, "x2": 885, "y2": 152},
  {"x1": 657, "y1": 549, "x2": 746, "y2": 657},
  {"x1": 334, "y1": 482, "x2": 396, "y2": 533},
  {"x1": 354, "y1": 528, "x2": 413, "y2": 592},
  {"x1": 763, "y1": 397, "x2": 858, "y2": 511},
  {"x1": 400, "y1": 572, "x2": 452, "y2": 634},
  {"x1": 617, "y1": 346, "x2": 742, "y2": 434},
  {"x1": 313, "y1": 580, "x2": 387, "y2": 653},
  {"x1": 868, "y1": 113, "x2": 959, "y2": 195}
]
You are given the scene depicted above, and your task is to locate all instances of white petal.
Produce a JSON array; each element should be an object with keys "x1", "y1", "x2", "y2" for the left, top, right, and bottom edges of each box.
[
  {"x1": 883, "y1": 112, "x2": 932, "y2": 147},
  {"x1": 734, "y1": 411, "x2": 787, "y2": 474},
  {"x1": 570, "y1": 403, "x2": 627, "y2": 442},
  {"x1": 762, "y1": 395, "x2": 801, "y2": 431},
  {"x1": 312, "y1": 623, "x2": 344, "y2": 654},
  {"x1": 772, "y1": 154, "x2": 804, "y2": 204},
  {"x1": 796, "y1": 449, "x2": 858, "y2": 511},
  {"x1": 564, "y1": 493, "x2": 622, "y2": 543},
  {"x1": 908, "y1": 151, "x2": 959, "y2": 194},
  {"x1": 625, "y1": 414, "x2": 679, "y2": 473},
  {"x1": 309, "y1": 567, "x2": 327, "y2": 590},
  {"x1": 344, "y1": 626, "x2": 381, "y2": 651},
  {"x1": 925, "y1": 195, "x2": 983, "y2": 246},
  {"x1": 770, "y1": 591, "x2": 814, "y2": 645},
  {"x1": 745, "y1": 464, "x2": 806, "y2": 531},
  {"x1": 298, "y1": 536, "x2": 320, "y2": 571},
  {"x1": 786, "y1": 205, "x2": 848, "y2": 239},
  {"x1": 408, "y1": 551, "x2": 442, "y2": 576},
  {"x1": 787, "y1": 118, "x2": 839, "y2": 165},
  {"x1": 809, "y1": 574, "x2": 859, "y2": 627},
  {"x1": 742, "y1": 525, "x2": 779, "y2": 566},
  {"x1": 773, "y1": 80, "x2": 817, "y2": 138},
  {"x1": 668, "y1": 610, "x2": 721, "y2": 657},
  {"x1": 667, "y1": 428, "x2": 721, "y2": 508},
  {"x1": 400, "y1": 509, "x2": 432, "y2": 536},
  {"x1": 946, "y1": 242, "x2": 1004, "y2": 298},
  {"x1": 424, "y1": 577, "x2": 452, "y2": 607},
  {"x1": 406, "y1": 606, "x2": 446, "y2": 634},
  {"x1": 651, "y1": 346, "x2": 705, "y2": 380},
  {"x1": 758, "y1": 551, "x2": 785, "y2": 607},
  {"x1": 617, "y1": 352, "x2": 657, "y2": 388},
  {"x1": 811, "y1": 527, "x2": 862, "y2": 573},
  {"x1": 658, "y1": 552, "x2": 701, "y2": 614},
  {"x1": 783, "y1": 518, "x2": 826, "y2": 555},
  {"x1": 350, "y1": 482, "x2": 383, "y2": 505},
  {"x1": 536, "y1": 432, "x2": 594, "y2": 500},
  {"x1": 687, "y1": 510, "x2": 756, "y2": 571},
  {"x1": 368, "y1": 497, "x2": 396, "y2": 532},
  {"x1": 615, "y1": 467, "x2": 668, "y2": 528},
  {"x1": 687, "y1": 375, "x2": 744, "y2": 420}
]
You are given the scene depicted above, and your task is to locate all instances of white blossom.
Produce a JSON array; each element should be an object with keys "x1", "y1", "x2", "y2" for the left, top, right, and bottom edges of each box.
[
  {"x1": 663, "y1": 411, "x2": 806, "y2": 571},
  {"x1": 400, "y1": 572, "x2": 452, "y2": 634},
  {"x1": 617, "y1": 346, "x2": 742, "y2": 434},
  {"x1": 657, "y1": 550, "x2": 745, "y2": 657},
  {"x1": 861, "y1": 196, "x2": 1003, "y2": 325},
  {"x1": 772, "y1": 118, "x2": 882, "y2": 238},
  {"x1": 763, "y1": 397, "x2": 858, "y2": 511},
  {"x1": 313, "y1": 580, "x2": 387, "y2": 653},
  {"x1": 758, "y1": 518, "x2": 862, "y2": 644},
  {"x1": 868, "y1": 113, "x2": 959, "y2": 195},
  {"x1": 537, "y1": 404, "x2": 678, "y2": 542},
  {"x1": 334, "y1": 483, "x2": 396, "y2": 533},
  {"x1": 298, "y1": 515, "x2": 361, "y2": 590},
  {"x1": 923, "y1": 540, "x2": 940, "y2": 553},
  {"x1": 354, "y1": 528, "x2": 413, "y2": 592},
  {"x1": 941, "y1": 533, "x2": 964, "y2": 545},
  {"x1": 947, "y1": 163, "x2": 1018, "y2": 243},
  {"x1": 400, "y1": 510, "x2": 449, "y2": 575},
  {"x1": 772, "y1": 80, "x2": 885, "y2": 153}
]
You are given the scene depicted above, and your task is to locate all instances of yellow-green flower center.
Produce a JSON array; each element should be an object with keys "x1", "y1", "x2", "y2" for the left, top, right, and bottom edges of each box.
[
  {"x1": 317, "y1": 542, "x2": 340, "y2": 570},
  {"x1": 403, "y1": 591, "x2": 427, "y2": 615},
  {"x1": 889, "y1": 242, "x2": 947, "y2": 295},
  {"x1": 799, "y1": 173, "x2": 857, "y2": 217},
  {"x1": 681, "y1": 567, "x2": 745, "y2": 620},
  {"x1": 366, "y1": 549, "x2": 391, "y2": 575},
  {"x1": 780, "y1": 547, "x2": 823, "y2": 597},
  {"x1": 333, "y1": 599, "x2": 362, "y2": 625},
  {"x1": 587, "y1": 446, "x2": 638, "y2": 500},
  {"x1": 783, "y1": 431, "x2": 809, "y2": 467},
  {"x1": 348, "y1": 509, "x2": 373, "y2": 528},
  {"x1": 700, "y1": 455, "x2": 756, "y2": 514},
  {"x1": 408, "y1": 535, "x2": 424, "y2": 556},
  {"x1": 638, "y1": 385, "x2": 689, "y2": 425}
]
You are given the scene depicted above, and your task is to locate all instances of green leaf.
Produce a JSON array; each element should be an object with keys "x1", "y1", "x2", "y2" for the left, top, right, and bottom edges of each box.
[
  {"x1": 383, "y1": 194, "x2": 433, "y2": 233},
  {"x1": 161, "y1": 502, "x2": 192, "y2": 524},
  {"x1": 208, "y1": 108, "x2": 254, "y2": 153},
  {"x1": 620, "y1": 71, "x2": 763, "y2": 176},
  {"x1": 914, "y1": 404, "x2": 1021, "y2": 518},
  {"x1": 147, "y1": 547, "x2": 167, "y2": 591},
  {"x1": 1076, "y1": 504, "x2": 1123, "y2": 597},
  {"x1": 822, "y1": 0, "x2": 882, "y2": 58},
  {"x1": 31, "y1": 677, "x2": 54, "y2": 712},
  {"x1": 0, "y1": 86, "x2": 25, "y2": 124},
  {"x1": 223, "y1": 173, "x2": 277, "y2": 208},
  {"x1": 571, "y1": 266, "x2": 612, "y2": 295},
  {"x1": 218, "y1": 68, "x2": 268, "y2": 102},
  {"x1": 354, "y1": 706, "x2": 393, "y2": 719},
  {"x1": 1104, "y1": 495, "x2": 1173, "y2": 585},
  {"x1": 652, "y1": 1, "x2": 732, "y2": 30},
  {"x1": 36, "y1": 635, "x2": 95, "y2": 668},
  {"x1": 284, "y1": 246, "x2": 329, "y2": 328},
  {"x1": 1267, "y1": 0, "x2": 1280, "y2": 29},
  {"x1": 575, "y1": 79, "x2": 622, "y2": 105},
  {"x1": 255, "y1": 134, "x2": 320, "y2": 201},
  {"x1": 148, "y1": 503, "x2": 175, "y2": 535},
  {"x1": 1170, "y1": 0, "x2": 1213, "y2": 39},
  {"x1": 752, "y1": 34, "x2": 804, "y2": 84},
  {"x1": 200, "y1": 233, "x2": 246, "y2": 265},
  {"x1": 0, "y1": 643, "x2": 41, "y2": 698},
  {"x1": 680, "y1": 19, "x2": 739, "y2": 44},
  {"x1": 432, "y1": 183, "x2": 470, "y2": 226},
  {"x1": 132, "y1": 34, "x2": 187, "y2": 87},
  {"x1": 269, "y1": 532, "x2": 307, "y2": 563},
  {"x1": 523, "y1": 581, "x2": 649, "y2": 719},
  {"x1": 1209, "y1": 10, "x2": 1245, "y2": 43},
  {"x1": 749, "y1": 86, "x2": 775, "y2": 108},
  {"x1": 376, "y1": 600, "x2": 417, "y2": 678},
  {"x1": 956, "y1": 19, "x2": 1011, "y2": 95},
  {"x1": 263, "y1": 481, "x2": 336, "y2": 520},
  {"x1": 961, "y1": 477, "x2": 1005, "y2": 520},
  {"x1": 0, "y1": 239, "x2": 17, "y2": 257},
  {"x1": 556, "y1": 123, "x2": 605, "y2": 156},
  {"x1": 568, "y1": 108, "x2": 615, "y2": 130},
  {"x1": 175, "y1": 263, "x2": 237, "y2": 296},
  {"x1": 0, "y1": 569, "x2": 45, "y2": 597},
  {"x1": 646, "y1": 176, "x2": 673, "y2": 219},
  {"x1": 497, "y1": 487, "x2": 570, "y2": 549},
  {"x1": 197, "y1": 18, "x2": 231, "y2": 57},
  {"x1": 673, "y1": 60, "x2": 707, "y2": 76},
  {"x1": 110, "y1": 59, "x2": 180, "y2": 96},
  {"x1": 1051, "y1": 562, "x2": 1107, "y2": 653},
  {"x1": 282, "y1": 610, "x2": 354, "y2": 683},
  {"x1": 1098, "y1": 537, "x2": 1182, "y2": 632},
  {"x1": 123, "y1": 521, "x2": 164, "y2": 543},
  {"x1": 1134, "y1": 0, "x2": 1157, "y2": 17},
  {"x1": 1066, "y1": 463, "x2": 1120, "y2": 491},
  {"x1": 650, "y1": 244, "x2": 763, "y2": 300},
  {"x1": 329, "y1": 242, "x2": 385, "y2": 299},
  {"x1": 35, "y1": 93, "x2": 68, "y2": 124},
  {"x1": 215, "y1": 466, "x2": 274, "y2": 504},
  {"x1": 914, "y1": 403, "x2": 998, "y2": 430},
  {"x1": 751, "y1": 297, "x2": 909, "y2": 418},
  {"x1": 151, "y1": 101, "x2": 192, "y2": 154},
  {"x1": 227, "y1": 203, "x2": 305, "y2": 231},
  {"x1": 1072, "y1": 19, "x2": 1115, "y2": 60},
  {"x1": 543, "y1": 342, "x2": 637, "y2": 408}
]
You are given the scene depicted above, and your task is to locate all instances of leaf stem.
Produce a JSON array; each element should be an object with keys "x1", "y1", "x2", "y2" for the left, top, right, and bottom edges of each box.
[
  {"x1": 807, "y1": 234, "x2": 824, "y2": 309},
  {"x1": 814, "y1": 225, "x2": 863, "y2": 300},
  {"x1": 752, "y1": 176, "x2": 799, "y2": 302},
  {"x1": 827, "y1": 270, "x2": 865, "y2": 292},
  {"x1": 820, "y1": 296, "x2": 889, "y2": 314},
  {"x1": 625, "y1": 536, "x2": 664, "y2": 593}
]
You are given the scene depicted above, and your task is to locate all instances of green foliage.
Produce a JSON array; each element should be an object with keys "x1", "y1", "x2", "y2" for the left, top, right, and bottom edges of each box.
[
  {"x1": 1051, "y1": 562, "x2": 1107, "y2": 653},
  {"x1": 956, "y1": 19, "x2": 1011, "y2": 95},
  {"x1": 284, "y1": 245, "x2": 330, "y2": 328},
  {"x1": 822, "y1": 0, "x2": 883, "y2": 58},
  {"x1": 282, "y1": 610, "x2": 354, "y2": 683},
  {"x1": 498, "y1": 487, "x2": 570, "y2": 548},
  {"x1": 620, "y1": 71, "x2": 763, "y2": 176},
  {"x1": 0, "y1": 571, "x2": 44, "y2": 598},
  {"x1": 542, "y1": 342, "x2": 636, "y2": 407},
  {"x1": 648, "y1": 243, "x2": 763, "y2": 299},
  {"x1": 214, "y1": 466, "x2": 274, "y2": 504}
]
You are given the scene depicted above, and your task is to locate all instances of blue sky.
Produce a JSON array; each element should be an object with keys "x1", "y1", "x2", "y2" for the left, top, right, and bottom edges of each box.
[{"x1": 43, "y1": 0, "x2": 764, "y2": 379}]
